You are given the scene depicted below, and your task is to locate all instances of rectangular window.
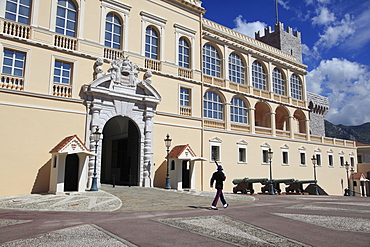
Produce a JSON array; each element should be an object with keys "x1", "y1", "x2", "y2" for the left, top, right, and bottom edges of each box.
[
  {"x1": 5, "y1": 0, "x2": 31, "y2": 25},
  {"x1": 300, "y1": 152, "x2": 306, "y2": 166},
  {"x1": 180, "y1": 87, "x2": 190, "y2": 106},
  {"x1": 350, "y1": 157, "x2": 354, "y2": 167},
  {"x1": 358, "y1": 155, "x2": 363, "y2": 163},
  {"x1": 262, "y1": 150, "x2": 268, "y2": 164},
  {"x1": 282, "y1": 151, "x2": 288, "y2": 165},
  {"x1": 238, "y1": 147, "x2": 246, "y2": 163},
  {"x1": 211, "y1": 145, "x2": 220, "y2": 162},
  {"x1": 54, "y1": 60, "x2": 72, "y2": 85},
  {"x1": 340, "y1": 156, "x2": 344, "y2": 167},
  {"x1": 328, "y1": 154, "x2": 333, "y2": 167},
  {"x1": 2, "y1": 49, "x2": 26, "y2": 77},
  {"x1": 316, "y1": 154, "x2": 321, "y2": 166}
]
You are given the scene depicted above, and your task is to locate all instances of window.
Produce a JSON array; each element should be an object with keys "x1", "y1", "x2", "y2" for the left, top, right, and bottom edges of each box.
[
  {"x1": 56, "y1": 0, "x2": 77, "y2": 37},
  {"x1": 2, "y1": 49, "x2": 26, "y2": 77},
  {"x1": 328, "y1": 154, "x2": 333, "y2": 167},
  {"x1": 179, "y1": 38, "x2": 190, "y2": 68},
  {"x1": 180, "y1": 87, "x2": 190, "y2": 107},
  {"x1": 54, "y1": 60, "x2": 72, "y2": 85},
  {"x1": 229, "y1": 53, "x2": 245, "y2": 84},
  {"x1": 239, "y1": 147, "x2": 246, "y2": 163},
  {"x1": 204, "y1": 91, "x2": 223, "y2": 120},
  {"x1": 171, "y1": 160, "x2": 175, "y2": 170},
  {"x1": 316, "y1": 154, "x2": 321, "y2": 166},
  {"x1": 230, "y1": 97, "x2": 247, "y2": 124},
  {"x1": 300, "y1": 152, "x2": 306, "y2": 166},
  {"x1": 340, "y1": 156, "x2": 344, "y2": 167},
  {"x1": 290, "y1": 74, "x2": 302, "y2": 100},
  {"x1": 273, "y1": 68, "x2": 285, "y2": 95},
  {"x1": 282, "y1": 151, "x2": 288, "y2": 165},
  {"x1": 350, "y1": 156, "x2": 354, "y2": 167},
  {"x1": 105, "y1": 13, "x2": 122, "y2": 49},
  {"x1": 252, "y1": 61, "x2": 266, "y2": 90},
  {"x1": 358, "y1": 155, "x2": 362, "y2": 164},
  {"x1": 202, "y1": 44, "x2": 221, "y2": 78},
  {"x1": 211, "y1": 145, "x2": 220, "y2": 162},
  {"x1": 5, "y1": 0, "x2": 31, "y2": 25},
  {"x1": 262, "y1": 149, "x2": 268, "y2": 164},
  {"x1": 145, "y1": 26, "x2": 159, "y2": 59}
]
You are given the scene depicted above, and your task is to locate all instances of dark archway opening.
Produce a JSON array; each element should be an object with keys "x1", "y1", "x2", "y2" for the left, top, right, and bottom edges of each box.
[
  {"x1": 64, "y1": 154, "x2": 79, "y2": 191},
  {"x1": 101, "y1": 116, "x2": 140, "y2": 186}
]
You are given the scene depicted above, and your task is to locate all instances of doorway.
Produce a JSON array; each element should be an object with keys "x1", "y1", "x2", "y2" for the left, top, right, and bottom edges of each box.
[
  {"x1": 64, "y1": 154, "x2": 79, "y2": 191},
  {"x1": 182, "y1": 160, "x2": 190, "y2": 189},
  {"x1": 101, "y1": 116, "x2": 140, "y2": 186}
]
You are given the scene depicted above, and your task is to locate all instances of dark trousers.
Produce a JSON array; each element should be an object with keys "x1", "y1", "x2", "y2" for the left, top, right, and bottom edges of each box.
[{"x1": 212, "y1": 188, "x2": 226, "y2": 207}]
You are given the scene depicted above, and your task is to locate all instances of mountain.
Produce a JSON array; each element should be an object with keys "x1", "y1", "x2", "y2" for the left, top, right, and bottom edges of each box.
[{"x1": 325, "y1": 121, "x2": 370, "y2": 144}]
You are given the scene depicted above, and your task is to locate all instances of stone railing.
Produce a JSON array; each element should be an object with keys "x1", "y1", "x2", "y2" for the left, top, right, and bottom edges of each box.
[
  {"x1": 255, "y1": 126, "x2": 272, "y2": 136},
  {"x1": 276, "y1": 129, "x2": 290, "y2": 138},
  {"x1": 203, "y1": 75, "x2": 225, "y2": 87},
  {"x1": 53, "y1": 84, "x2": 72, "y2": 98},
  {"x1": 180, "y1": 106, "x2": 192, "y2": 116},
  {"x1": 204, "y1": 119, "x2": 225, "y2": 129},
  {"x1": 231, "y1": 123, "x2": 250, "y2": 133},
  {"x1": 178, "y1": 67, "x2": 193, "y2": 79},
  {"x1": 229, "y1": 82, "x2": 250, "y2": 94},
  {"x1": 54, "y1": 34, "x2": 77, "y2": 50},
  {"x1": 0, "y1": 74, "x2": 24, "y2": 90},
  {"x1": 273, "y1": 94, "x2": 289, "y2": 104},
  {"x1": 104, "y1": 47, "x2": 123, "y2": 60},
  {"x1": 1, "y1": 19, "x2": 30, "y2": 39},
  {"x1": 145, "y1": 58, "x2": 161, "y2": 71},
  {"x1": 202, "y1": 19, "x2": 297, "y2": 62},
  {"x1": 294, "y1": 132, "x2": 307, "y2": 140}
]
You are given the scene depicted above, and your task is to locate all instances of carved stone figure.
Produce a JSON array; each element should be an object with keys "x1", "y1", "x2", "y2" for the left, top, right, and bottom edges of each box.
[
  {"x1": 94, "y1": 57, "x2": 104, "y2": 79},
  {"x1": 143, "y1": 70, "x2": 152, "y2": 85}
]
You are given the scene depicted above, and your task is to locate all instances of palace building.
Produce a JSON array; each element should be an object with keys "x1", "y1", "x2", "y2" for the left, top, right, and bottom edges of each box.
[{"x1": 0, "y1": 0, "x2": 357, "y2": 197}]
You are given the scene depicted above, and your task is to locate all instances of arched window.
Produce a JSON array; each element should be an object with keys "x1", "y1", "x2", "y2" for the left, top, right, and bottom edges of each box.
[
  {"x1": 204, "y1": 91, "x2": 223, "y2": 120},
  {"x1": 229, "y1": 53, "x2": 245, "y2": 84},
  {"x1": 105, "y1": 13, "x2": 122, "y2": 49},
  {"x1": 230, "y1": 97, "x2": 248, "y2": 124},
  {"x1": 145, "y1": 26, "x2": 159, "y2": 60},
  {"x1": 202, "y1": 44, "x2": 221, "y2": 78},
  {"x1": 56, "y1": 0, "x2": 77, "y2": 37},
  {"x1": 273, "y1": 68, "x2": 285, "y2": 95},
  {"x1": 290, "y1": 74, "x2": 302, "y2": 100},
  {"x1": 179, "y1": 38, "x2": 190, "y2": 68},
  {"x1": 5, "y1": 0, "x2": 32, "y2": 25},
  {"x1": 252, "y1": 61, "x2": 266, "y2": 90}
]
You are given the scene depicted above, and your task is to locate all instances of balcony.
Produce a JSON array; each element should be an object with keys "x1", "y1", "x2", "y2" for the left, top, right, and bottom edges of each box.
[
  {"x1": 1, "y1": 19, "x2": 30, "y2": 39},
  {"x1": 203, "y1": 75, "x2": 226, "y2": 87},
  {"x1": 178, "y1": 68, "x2": 193, "y2": 79},
  {"x1": 0, "y1": 74, "x2": 24, "y2": 90},
  {"x1": 54, "y1": 34, "x2": 77, "y2": 51},
  {"x1": 180, "y1": 106, "x2": 192, "y2": 116},
  {"x1": 204, "y1": 119, "x2": 225, "y2": 129},
  {"x1": 53, "y1": 84, "x2": 72, "y2": 98},
  {"x1": 104, "y1": 47, "x2": 123, "y2": 60},
  {"x1": 145, "y1": 58, "x2": 161, "y2": 71}
]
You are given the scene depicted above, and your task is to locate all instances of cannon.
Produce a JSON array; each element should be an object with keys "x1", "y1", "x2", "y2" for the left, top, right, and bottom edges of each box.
[
  {"x1": 232, "y1": 178, "x2": 268, "y2": 194},
  {"x1": 285, "y1": 180, "x2": 317, "y2": 193},
  {"x1": 260, "y1": 179, "x2": 295, "y2": 194}
]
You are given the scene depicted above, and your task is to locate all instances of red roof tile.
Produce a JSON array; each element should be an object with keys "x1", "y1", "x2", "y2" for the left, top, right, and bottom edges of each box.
[
  {"x1": 49, "y1": 135, "x2": 89, "y2": 153},
  {"x1": 168, "y1": 144, "x2": 196, "y2": 158}
]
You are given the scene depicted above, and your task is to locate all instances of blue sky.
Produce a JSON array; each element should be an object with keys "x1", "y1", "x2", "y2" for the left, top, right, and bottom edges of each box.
[{"x1": 202, "y1": 0, "x2": 370, "y2": 126}]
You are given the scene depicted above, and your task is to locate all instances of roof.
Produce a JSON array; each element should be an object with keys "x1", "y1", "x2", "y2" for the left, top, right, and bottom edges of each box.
[
  {"x1": 350, "y1": 172, "x2": 369, "y2": 181},
  {"x1": 50, "y1": 135, "x2": 89, "y2": 153},
  {"x1": 168, "y1": 144, "x2": 196, "y2": 159}
]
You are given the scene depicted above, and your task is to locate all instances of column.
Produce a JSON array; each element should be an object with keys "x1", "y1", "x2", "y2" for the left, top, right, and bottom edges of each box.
[
  {"x1": 143, "y1": 111, "x2": 154, "y2": 187},
  {"x1": 270, "y1": 112, "x2": 276, "y2": 136},
  {"x1": 88, "y1": 105, "x2": 101, "y2": 189},
  {"x1": 249, "y1": 107, "x2": 255, "y2": 134}
]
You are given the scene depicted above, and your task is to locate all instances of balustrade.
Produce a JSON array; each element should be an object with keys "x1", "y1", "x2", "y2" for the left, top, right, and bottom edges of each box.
[
  {"x1": 180, "y1": 106, "x2": 192, "y2": 116},
  {"x1": 145, "y1": 58, "x2": 161, "y2": 71},
  {"x1": 54, "y1": 34, "x2": 77, "y2": 50},
  {"x1": 0, "y1": 75, "x2": 24, "y2": 90},
  {"x1": 53, "y1": 84, "x2": 72, "y2": 97},
  {"x1": 1, "y1": 19, "x2": 30, "y2": 39},
  {"x1": 104, "y1": 48, "x2": 123, "y2": 60},
  {"x1": 178, "y1": 68, "x2": 193, "y2": 79}
]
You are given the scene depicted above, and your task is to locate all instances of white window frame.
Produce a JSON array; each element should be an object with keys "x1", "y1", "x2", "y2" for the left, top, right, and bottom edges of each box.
[
  {"x1": 230, "y1": 97, "x2": 248, "y2": 124},
  {"x1": 49, "y1": 55, "x2": 76, "y2": 97},
  {"x1": 228, "y1": 52, "x2": 245, "y2": 84},
  {"x1": 252, "y1": 60, "x2": 266, "y2": 91},
  {"x1": 314, "y1": 149, "x2": 322, "y2": 167},
  {"x1": 237, "y1": 140, "x2": 248, "y2": 164},
  {"x1": 261, "y1": 143, "x2": 270, "y2": 165},
  {"x1": 328, "y1": 149, "x2": 334, "y2": 167},
  {"x1": 100, "y1": 0, "x2": 130, "y2": 51},
  {"x1": 339, "y1": 151, "x2": 345, "y2": 167},
  {"x1": 140, "y1": 11, "x2": 166, "y2": 60},
  {"x1": 290, "y1": 73, "x2": 302, "y2": 100},
  {"x1": 4, "y1": 0, "x2": 32, "y2": 25},
  {"x1": 299, "y1": 146, "x2": 306, "y2": 166},
  {"x1": 202, "y1": 43, "x2": 221, "y2": 78},
  {"x1": 281, "y1": 144, "x2": 289, "y2": 166},
  {"x1": 174, "y1": 23, "x2": 195, "y2": 69},
  {"x1": 349, "y1": 152, "x2": 355, "y2": 168},
  {"x1": 209, "y1": 137, "x2": 222, "y2": 163}
]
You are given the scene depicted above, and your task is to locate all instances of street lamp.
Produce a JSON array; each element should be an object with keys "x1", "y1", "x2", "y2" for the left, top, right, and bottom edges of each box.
[
  {"x1": 311, "y1": 155, "x2": 319, "y2": 195},
  {"x1": 268, "y1": 148, "x2": 274, "y2": 195},
  {"x1": 344, "y1": 161, "x2": 350, "y2": 196},
  {"x1": 164, "y1": 134, "x2": 172, "y2": 189},
  {"x1": 90, "y1": 126, "x2": 101, "y2": 191},
  {"x1": 350, "y1": 166, "x2": 355, "y2": 196}
]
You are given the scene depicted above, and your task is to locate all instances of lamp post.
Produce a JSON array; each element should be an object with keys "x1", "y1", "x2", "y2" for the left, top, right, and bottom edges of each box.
[
  {"x1": 90, "y1": 126, "x2": 101, "y2": 191},
  {"x1": 344, "y1": 161, "x2": 350, "y2": 196},
  {"x1": 311, "y1": 155, "x2": 319, "y2": 195},
  {"x1": 350, "y1": 166, "x2": 355, "y2": 196},
  {"x1": 268, "y1": 148, "x2": 274, "y2": 195},
  {"x1": 164, "y1": 134, "x2": 172, "y2": 189}
]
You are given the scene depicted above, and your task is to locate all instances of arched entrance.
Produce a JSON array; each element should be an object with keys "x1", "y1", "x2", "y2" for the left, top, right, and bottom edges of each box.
[
  {"x1": 101, "y1": 116, "x2": 140, "y2": 186},
  {"x1": 64, "y1": 154, "x2": 79, "y2": 191}
]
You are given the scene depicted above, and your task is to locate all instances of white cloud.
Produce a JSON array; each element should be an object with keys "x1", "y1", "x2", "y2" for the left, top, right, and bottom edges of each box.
[
  {"x1": 233, "y1": 15, "x2": 266, "y2": 38},
  {"x1": 314, "y1": 14, "x2": 355, "y2": 49},
  {"x1": 343, "y1": 7, "x2": 370, "y2": 51},
  {"x1": 312, "y1": 7, "x2": 335, "y2": 25},
  {"x1": 306, "y1": 58, "x2": 370, "y2": 125}
]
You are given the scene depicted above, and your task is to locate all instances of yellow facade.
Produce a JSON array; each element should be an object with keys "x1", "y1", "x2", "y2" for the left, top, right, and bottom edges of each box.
[{"x1": 0, "y1": 0, "x2": 357, "y2": 197}]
